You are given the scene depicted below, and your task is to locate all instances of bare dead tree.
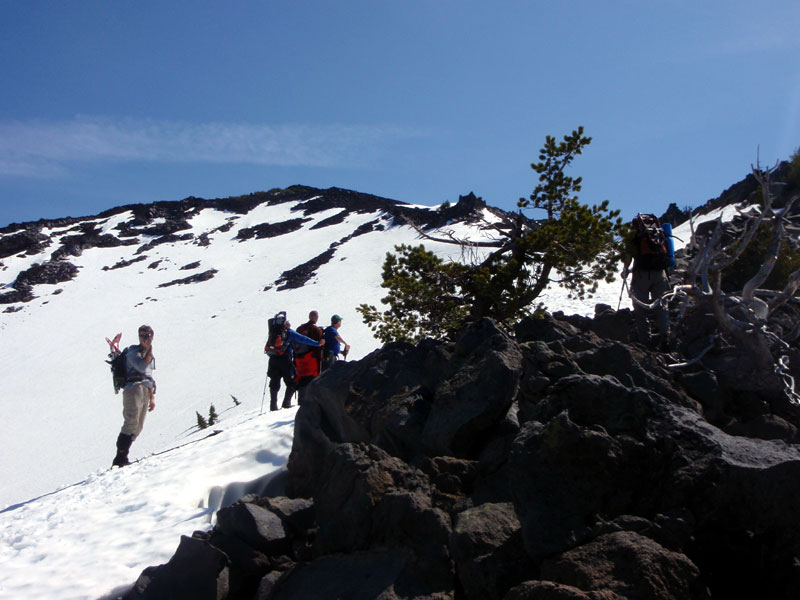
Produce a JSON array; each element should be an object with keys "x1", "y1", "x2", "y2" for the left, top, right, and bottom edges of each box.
[{"x1": 669, "y1": 158, "x2": 800, "y2": 403}]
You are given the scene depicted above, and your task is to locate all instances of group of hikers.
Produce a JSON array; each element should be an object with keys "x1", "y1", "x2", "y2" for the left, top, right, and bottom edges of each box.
[
  {"x1": 110, "y1": 311, "x2": 350, "y2": 468},
  {"x1": 264, "y1": 310, "x2": 351, "y2": 412},
  {"x1": 109, "y1": 213, "x2": 673, "y2": 469}
]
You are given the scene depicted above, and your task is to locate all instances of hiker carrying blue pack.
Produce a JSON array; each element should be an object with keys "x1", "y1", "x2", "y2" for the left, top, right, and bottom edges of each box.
[{"x1": 621, "y1": 214, "x2": 673, "y2": 349}]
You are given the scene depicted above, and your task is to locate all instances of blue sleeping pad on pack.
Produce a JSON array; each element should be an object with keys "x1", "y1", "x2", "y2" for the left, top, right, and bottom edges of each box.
[{"x1": 662, "y1": 222, "x2": 676, "y2": 268}]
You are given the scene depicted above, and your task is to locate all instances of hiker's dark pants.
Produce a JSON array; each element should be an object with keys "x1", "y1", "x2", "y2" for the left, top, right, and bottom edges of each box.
[
  {"x1": 631, "y1": 268, "x2": 670, "y2": 343},
  {"x1": 268, "y1": 355, "x2": 296, "y2": 396},
  {"x1": 321, "y1": 352, "x2": 337, "y2": 372}
]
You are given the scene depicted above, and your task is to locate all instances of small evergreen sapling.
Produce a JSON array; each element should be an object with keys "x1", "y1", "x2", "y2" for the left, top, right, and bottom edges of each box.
[
  {"x1": 196, "y1": 411, "x2": 208, "y2": 430},
  {"x1": 208, "y1": 404, "x2": 218, "y2": 426},
  {"x1": 358, "y1": 127, "x2": 623, "y2": 343}
]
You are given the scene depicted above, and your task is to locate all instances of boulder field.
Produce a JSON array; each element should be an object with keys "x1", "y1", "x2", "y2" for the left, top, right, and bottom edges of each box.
[{"x1": 123, "y1": 312, "x2": 800, "y2": 600}]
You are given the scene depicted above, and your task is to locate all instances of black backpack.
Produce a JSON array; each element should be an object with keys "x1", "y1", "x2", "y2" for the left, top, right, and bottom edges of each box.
[
  {"x1": 264, "y1": 311, "x2": 289, "y2": 356},
  {"x1": 108, "y1": 347, "x2": 130, "y2": 394},
  {"x1": 632, "y1": 213, "x2": 671, "y2": 270}
]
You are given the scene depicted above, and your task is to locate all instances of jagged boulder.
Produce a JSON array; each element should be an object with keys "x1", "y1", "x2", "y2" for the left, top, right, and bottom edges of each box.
[
  {"x1": 261, "y1": 547, "x2": 438, "y2": 600},
  {"x1": 215, "y1": 502, "x2": 291, "y2": 555},
  {"x1": 125, "y1": 535, "x2": 230, "y2": 600},
  {"x1": 450, "y1": 502, "x2": 531, "y2": 600},
  {"x1": 539, "y1": 531, "x2": 702, "y2": 600},
  {"x1": 288, "y1": 319, "x2": 523, "y2": 498},
  {"x1": 314, "y1": 443, "x2": 453, "y2": 588}
]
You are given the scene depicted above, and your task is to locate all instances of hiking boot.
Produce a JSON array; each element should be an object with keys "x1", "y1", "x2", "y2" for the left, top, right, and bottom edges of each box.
[
  {"x1": 112, "y1": 454, "x2": 131, "y2": 468},
  {"x1": 269, "y1": 389, "x2": 279, "y2": 412},
  {"x1": 112, "y1": 433, "x2": 133, "y2": 468},
  {"x1": 282, "y1": 388, "x2": 294, "y2": 409}
]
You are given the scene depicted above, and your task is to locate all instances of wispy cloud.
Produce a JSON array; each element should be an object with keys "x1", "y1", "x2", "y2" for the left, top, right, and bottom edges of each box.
[{"x1": 0, "y1": 116, "x2": 425, "y2": 177}]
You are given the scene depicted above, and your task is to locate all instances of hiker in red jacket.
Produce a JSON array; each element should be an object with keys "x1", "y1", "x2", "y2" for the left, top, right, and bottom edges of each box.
[{"x1": 295, "y1": 311, "x2": 324, "y2": 405}]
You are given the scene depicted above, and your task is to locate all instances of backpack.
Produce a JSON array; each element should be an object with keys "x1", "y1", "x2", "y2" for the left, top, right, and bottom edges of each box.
[
  {"x1": 632, "y1": 213, "x2": 672, "y2": 271},
  {"x1": 108, "y1": 346, "x2": 130, "y2": 394},
  {"x1": 264, "y1": 311, "x2": 289, "y2": 356}
]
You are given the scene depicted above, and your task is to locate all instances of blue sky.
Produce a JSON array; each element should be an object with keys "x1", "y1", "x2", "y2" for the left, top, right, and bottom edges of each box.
[{"x1": 1, "y1": 1, "x2": 799, "y2": 228}]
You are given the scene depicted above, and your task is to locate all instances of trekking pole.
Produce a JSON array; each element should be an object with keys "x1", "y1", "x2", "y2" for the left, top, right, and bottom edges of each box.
[
  {"x1": 617, "y1": 276, "x2": 630, "y2": 311},
  {"x1": 259, "y1": 370, "x2": 269, "y2": 415}
]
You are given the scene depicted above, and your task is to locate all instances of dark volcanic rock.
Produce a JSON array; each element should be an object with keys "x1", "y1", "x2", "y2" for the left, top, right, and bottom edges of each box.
[
  {"x1": 0, "y1": 287, "x2": 33, "y2": 304},
  {"x1": 236, "y1": 218, "x2": 310, "y2": 241},
  {"x1": 660, "y1": 202, "x2": 691, "y2": 227},
  {"x1": 157, "y1": 269, "x2": 218, "y2": 287},
  {"x1": 309, "y1": 210, "x2": 348, "y2": 229},
  {"x1": 136, "y1": 233, "x2": 195, "y2": 253},
  {"x1": 274, "y1": 248, "x2": 336, "y2": 291},
  {"x1": 51, "y1": 223, "x2": 138, "y2": 260},
  {"x1": 124, "y1": 311, "x2": 800, "y2": 600},
  {"x1": 286, "y1": 319, "x2": 522, "y2": 497},
  {"x1": 215, "y1": 502, "x2": 291, "y2": 555},
  {"x1": 313, "y1": 442, "x2": 453, "y2": 589},
  {"x1": 0, "y1": 228, "x2": 51, "y2": 259},
  {"x1": 16, "y1": 260, "x2": 79, "y2": 288},
  {"x1": 451, "y1": 502, "x2": 532, "y2": 600},
  {"x1": 267, "y1": 547, "x2": 433, "y2": 600},
  {"x1": 540, "y1": 531, "x2": 701, "y2": 600},
  {"x1": 104, "y1": 255, "x2": 148, "y2": 271},
  {"x1": 125, "y1": 535, "x2": 230, "y2": 600}
]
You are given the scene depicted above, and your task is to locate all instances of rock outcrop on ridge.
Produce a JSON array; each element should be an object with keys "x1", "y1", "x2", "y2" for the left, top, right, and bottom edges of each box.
[{"x1": 123, "y1": 311, "x2": 800, "y2": 600}]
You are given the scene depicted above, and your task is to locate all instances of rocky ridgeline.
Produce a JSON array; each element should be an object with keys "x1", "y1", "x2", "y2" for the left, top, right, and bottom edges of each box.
[
  {"x1": 122, "y1": 311, "x2": 800, "y2": 600},
  {"x1": 1, "y1": 187, "x2": 495, "y2": 307}
]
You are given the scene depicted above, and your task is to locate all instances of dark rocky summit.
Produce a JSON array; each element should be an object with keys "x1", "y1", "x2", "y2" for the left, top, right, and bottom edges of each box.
[{"x1": 123, "y1": 312, "x2": 800, "y2": 600}]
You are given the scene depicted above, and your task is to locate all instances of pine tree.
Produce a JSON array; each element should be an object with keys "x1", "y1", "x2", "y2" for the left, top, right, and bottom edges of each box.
[
  {"x1": 196, "y1": 411, "x2": 208, "y2": 430},
  {"x1": 208, "y1": 404, "x2": 218, "y2": 426},
  {"x1": 358, "y1": 127, "x2": 623, "y2": 343}
]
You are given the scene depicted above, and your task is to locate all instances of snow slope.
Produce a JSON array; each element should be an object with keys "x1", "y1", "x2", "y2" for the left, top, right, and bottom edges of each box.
[
  {"x1": 0, "y1": 196, "x2": 482, "y2": 507},
  {"x1": 0, "y1": 193, "x2": 627, "y2": 600}
]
